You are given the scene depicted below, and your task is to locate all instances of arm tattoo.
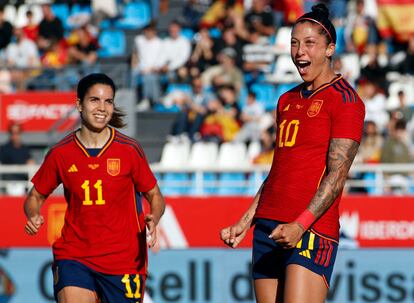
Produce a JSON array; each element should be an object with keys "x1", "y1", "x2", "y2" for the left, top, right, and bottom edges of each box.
[
  {"x1": 308, "y1": 138, "x2": 359, "y2": 218},
  {"x1": 243, "y1": 214, "x2": 250, "y2": 224}
]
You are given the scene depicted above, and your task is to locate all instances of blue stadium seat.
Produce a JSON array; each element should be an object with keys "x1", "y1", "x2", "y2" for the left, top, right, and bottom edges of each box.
[
  {"x1": 166, "y1": 83, "x2": 192, "y2": 95},
  {"x1": 208, "y1": 27, "x2": 221, "y2": 38},
  {"x1": 238, "y1": 86, "x2": 248, "y2": 109},
  {"x1": 153, "y1": 103, "x2": 181, "y2": 112},
  {"x1": 409, "y1": 176, "x2": 414, "y2": 194},
  {"x1": 115, "y1": 2, "x2": 151, "y2": 29},
  {"x1": 251, "y1": 83, "x2": 277, "y2": 111},
  {"x1": 335, "y1": 26, "x2": 346, "y2": 55},
  {"x1": 181, "y1": 28, "x2": 195, "y2": 41},
  {"x1": 274, "y1": 82, "x2": 298, "y2": 101},
  {"x1": 218, "y1": 173, "x2": 246, "y2": 195},
  {"x1": 190, "y1": 173, "x2": 218, "y2": 195},
  {"x1": 51, "y1": 4, "x2": 70, "y2": 28},
  {"x1": 153, "y1": 172, "x2": 162, "y2": 182},
  {"x1": 161, "y1": 173, "x2": 190, "y2": 195},
  {"x1": 247, "y1": 172, "x2": 267, "y2": 195},
  {"x1": 363, "y1": 172, "x2": 376, "y2": 195},
  {"x1": 98, "y1": 30, "x2": 126, "y2": 58},
  {"x1": 71, "y1": 4, "x2": 92, "y2": 15}
]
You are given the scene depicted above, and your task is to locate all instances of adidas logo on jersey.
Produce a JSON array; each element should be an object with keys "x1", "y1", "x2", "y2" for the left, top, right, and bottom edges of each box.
[
  {"x1": 68, "y1": 164, "x2": 78, "y2": 172},
  {"x1": 299, "y1": 249, "x2": 311, "y2": 259}
]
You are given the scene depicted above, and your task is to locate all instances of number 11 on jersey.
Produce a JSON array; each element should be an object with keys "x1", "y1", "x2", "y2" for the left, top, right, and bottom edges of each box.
[{"x1": 81, "y1": 180, "x2": 106, "y2": 205}]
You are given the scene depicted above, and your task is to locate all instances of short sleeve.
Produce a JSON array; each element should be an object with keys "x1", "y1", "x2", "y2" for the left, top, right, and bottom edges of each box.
[
  {"x1": 31, "y1": 150, "x2": 61, "y2": 196},
  {"x1": 331, "y1": 95, "x2": 366, "y2": 143},
  {"x1": 131, "y1": 148, "x2": 157, "y2": 193}
]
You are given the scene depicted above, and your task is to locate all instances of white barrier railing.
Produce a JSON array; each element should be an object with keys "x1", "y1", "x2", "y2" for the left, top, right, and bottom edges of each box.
[{"x1": 0, "y1": 163, "x2": 413, "y2": 196}]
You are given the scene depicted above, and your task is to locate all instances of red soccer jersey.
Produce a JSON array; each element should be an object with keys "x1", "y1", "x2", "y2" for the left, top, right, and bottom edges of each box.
[
  {"x1": 31, "y1": 128, "x2": 156, "y2": 275},
  {"x1": 255, "y1": 76, "x2": 365, "y2": 241}
]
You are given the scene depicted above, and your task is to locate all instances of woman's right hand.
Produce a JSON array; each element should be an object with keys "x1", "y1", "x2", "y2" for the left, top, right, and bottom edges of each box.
[{"x1": 220, "y1": 222, "x2": 248, "y2": 248}]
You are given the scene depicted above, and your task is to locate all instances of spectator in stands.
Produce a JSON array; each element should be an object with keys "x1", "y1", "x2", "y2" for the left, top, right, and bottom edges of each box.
[
  {"x1": 333, "y1": 56, "x2": 353, "y2": 83},
  {"x1": 359, "y1": 79, "x2": 388, "y2": 133},
  {"x1": 37, "y1": 4, "x2": 64, "y2": 53},
  {"x1": 40, "y1": 38, "x2": 68, "y2": 68},
  {"x1": 0, "y1": 123, "x2": 35, "y2": 195},
  {"x1": 54, "y1": 25, "x2": 99, "y2": 91},
  {"x1": 393, "y1": 90, "x2": 414, "y2": 124},
  {"x1": 131, "y1": 22, "x2": 164, "y2": 108},
  {"x1": 159, "y1": 21, "x2": 192, "y2": 84},
  {"x1": 360, "y1": 48, "x2": 389, "y2": 92},
  {"x1": 169, "y1": 76, "x2": 214, "y2": 141},
  {"x1": 201, "y1": 84, "x2": 240, "y2": 142},
  {"x1": 212, "y1": 26, "x2": 244, "y2": 68},
  {"x1": 381, "y1": 119, "x2": 412, "y2": 163},
  {"x1": 354, "y1": 120, "x2": 383, "y2": 164},
  {"x1": 201, "y1": 48, "x2": 244, "y2": 94},
  {"x1": 0, "y1": 68, "x2": 12, "y2": 93},
  {"x1": 252, "y1": 126, "x2": 275, "y2": 165},
  {"x1": 243, "y1": 0, "x2": 275, "y2": 38},
  {"x1": 380, "y1": 119, "x2": 413, "y2": 194},
  {"x1": 232, "y1": 0, "x2": 275, "y2": 83},
  {"x1": 0, "y1": 7, "x2": 13, "y2": 52},
  {"x1": 328, "y1": 0, "x2": 348, "y2": 25},
  {"x1": 22, "y1": 10, "x2": 39, "y2": 42},
  {"x1": 26, "y1": 38, "x2": 68, "y2": 90},
  {"x1": 199, "y1": 0, "x2": 243, "y2": 29},
  {"x1": 5, "y1": 26, "x2": 41, "y2": 91},
  {"x1": 180, "y1": 0, "x2": 212, "y2": 30},
  {"x1": 91, "y1": 0, "x2": 118, "y2": 28},
  {"x1": 189, "y1": 28, "x2": 215, "y2": 76},
  {"x1": 396, "y1": 35, "x2": 414, "y2": 76},
  {"x1": 233, "y1": 91, "x2": 265, "y2": 143},
  {"x1": 344, "y1": 0, "x2": 380, "y2": 55},
  {"x1": 67, "y1": 25, "x2": 99, "y2": 69}
]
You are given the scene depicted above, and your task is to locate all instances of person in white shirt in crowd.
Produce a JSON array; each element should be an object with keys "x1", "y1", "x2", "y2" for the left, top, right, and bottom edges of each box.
[
  {"x1": 5, "y1": 26, "x2": 40, "y2": 91},
  {"x1": 159, "y1": 20, "x2": 191, "y2": 83},
  {"x1": 359, "y1": 79, "x2": 388, "y2": 134},
  {"x1": 131, "y1": 22, "x2": 165, "y2": 107},
  {"x1": 234, "y1": 91, "x2": 266, "y2": 143}
]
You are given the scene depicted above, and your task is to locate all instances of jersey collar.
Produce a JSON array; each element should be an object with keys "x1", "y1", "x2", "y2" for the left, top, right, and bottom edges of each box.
[
  {"x1": 74, "y1": 127, "x2": 115, "y2": 158},
  {"x1": 300, "y1": 75, "x2": 343, "y2": 99}
]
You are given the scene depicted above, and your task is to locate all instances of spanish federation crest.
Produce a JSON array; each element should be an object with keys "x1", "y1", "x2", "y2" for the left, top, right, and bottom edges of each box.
[
  {"x1": 307, "y1": 99, "x2": 324, "y2": 117},
  {"x1": 107, "y1": 159, "x2": 121, "y2": 176}
]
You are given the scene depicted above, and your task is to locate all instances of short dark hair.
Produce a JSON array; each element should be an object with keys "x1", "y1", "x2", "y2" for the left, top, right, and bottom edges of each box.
[
  {"x1": 8, "y1": 122, "x2": 22, "y2": 134},
  {"x1": 77, "y1": 73, "x2": 126, "y2": 128}
]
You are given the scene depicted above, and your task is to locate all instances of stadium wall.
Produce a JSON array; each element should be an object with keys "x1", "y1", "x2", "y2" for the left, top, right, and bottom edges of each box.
[
  {"x1": 1, "y1": 196, "x2": 414, "y2": 303},
  {"x1": 1, "y1": 249, "x2": 414, "y2": 303}
]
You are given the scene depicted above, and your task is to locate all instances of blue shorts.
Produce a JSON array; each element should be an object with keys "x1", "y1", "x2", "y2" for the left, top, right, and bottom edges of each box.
[
  {"x1": 252, "y1": 218, "x2": 338, "y2": 288},
  {"x1": 52, "y1": 259, "x2": 146, "y2": 303}
]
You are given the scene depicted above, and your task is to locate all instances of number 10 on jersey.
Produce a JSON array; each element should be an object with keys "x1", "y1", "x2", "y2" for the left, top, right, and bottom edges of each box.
[{"x1": 278, "y1": 119, "x2": 300, "y2": 147}]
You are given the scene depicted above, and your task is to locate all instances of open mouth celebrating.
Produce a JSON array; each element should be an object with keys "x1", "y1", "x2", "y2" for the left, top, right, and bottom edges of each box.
[{"x1": 296, "y1": 60, "x2": 311, "y2": 74}]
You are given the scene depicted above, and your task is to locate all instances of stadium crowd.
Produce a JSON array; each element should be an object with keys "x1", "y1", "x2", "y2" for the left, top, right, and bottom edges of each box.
[{"x1": 0, "y1": 0, "x2": 414, "y2": 193}]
